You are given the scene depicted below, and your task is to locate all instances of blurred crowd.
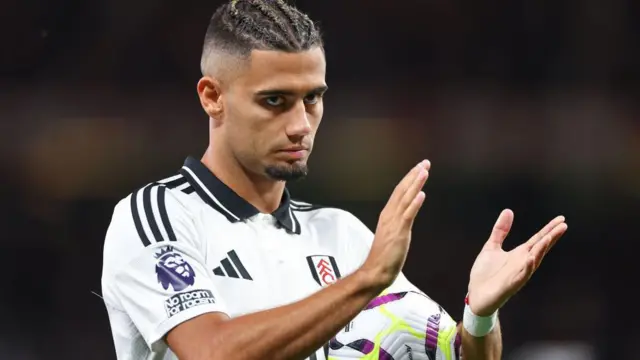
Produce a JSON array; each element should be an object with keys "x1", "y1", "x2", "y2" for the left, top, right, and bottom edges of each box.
[{"x1": 0, "y1": 0, "x2": 637, "y2": 359}]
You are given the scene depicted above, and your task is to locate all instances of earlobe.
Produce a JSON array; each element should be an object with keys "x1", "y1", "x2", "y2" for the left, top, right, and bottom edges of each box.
[{"x1": 197, "y1": 76, "x2": 224, "y2": 119}]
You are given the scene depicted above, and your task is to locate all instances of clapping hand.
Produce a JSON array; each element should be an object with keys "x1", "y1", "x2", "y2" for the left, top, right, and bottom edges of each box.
[{"x1": 466, "y1": 209, "x2": 568, "y2": 316}]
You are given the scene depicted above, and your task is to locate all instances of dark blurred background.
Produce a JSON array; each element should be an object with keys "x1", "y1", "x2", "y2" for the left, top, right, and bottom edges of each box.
[{"x1": 0, "y1": 0, "x2": 638, "y2": 359}]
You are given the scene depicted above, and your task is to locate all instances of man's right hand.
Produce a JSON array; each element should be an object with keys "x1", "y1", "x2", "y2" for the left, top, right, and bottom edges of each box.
[
  {"x1": 361, "y1": 160, "x2": 431, "y2": 288},
  {"x1": 164, "y1": 161, "x2": 430, "y2": 360}
]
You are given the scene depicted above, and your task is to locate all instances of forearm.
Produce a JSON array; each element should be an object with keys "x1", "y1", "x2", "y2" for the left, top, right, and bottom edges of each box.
[
  {"x1": 209, "y1": 269, "x2": 384, "y2": 360},
  {"x1": 458, "y1": 320, "x2": 502, "y2": 360}
]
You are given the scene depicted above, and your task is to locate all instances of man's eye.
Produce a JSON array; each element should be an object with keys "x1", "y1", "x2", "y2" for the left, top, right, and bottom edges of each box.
[
  {"x1": 304, "y1": 94, "x2": 320, "y2": 105},
  {"x1": 265, "y1": 96, "x2": 284, "y2": 107}
]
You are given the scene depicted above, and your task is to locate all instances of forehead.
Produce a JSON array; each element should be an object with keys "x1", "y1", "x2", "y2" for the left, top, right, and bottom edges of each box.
[{"x1": 236, "y1": 47, "x2": 326, "y2": 92}]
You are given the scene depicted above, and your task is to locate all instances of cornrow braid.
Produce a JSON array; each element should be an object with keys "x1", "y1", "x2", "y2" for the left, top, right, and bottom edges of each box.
[
  {"x1": 202, "y1": 0, "x2": 322, "y2": 65},
  {"x1": 252, "y1": 0, "x2": 298, "y2": 48},
  {"x1": 232, "y1": 5, "x2": 290, "y2": 48},
  {"x1": 274, "y1": 0, "x2": 304, "y2": 42},
  {"x1": 299, "y1": 12, "x2": 315, "y2": 46}
]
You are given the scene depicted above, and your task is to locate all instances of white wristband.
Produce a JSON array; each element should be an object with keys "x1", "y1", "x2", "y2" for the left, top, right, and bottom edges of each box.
[{"x1": 463, "y1": 304, "x2": 497, "y2": 337}]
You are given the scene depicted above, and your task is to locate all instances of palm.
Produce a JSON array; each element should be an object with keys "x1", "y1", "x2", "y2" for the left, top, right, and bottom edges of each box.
[{"x1": 466, "y1": 210, "x2": 568, "y2": 316}]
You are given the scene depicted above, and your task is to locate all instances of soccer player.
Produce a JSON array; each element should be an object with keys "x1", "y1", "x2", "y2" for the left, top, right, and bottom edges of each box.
[{"x1": 101, "y1": 1, "x2": 568, "y2": 359}]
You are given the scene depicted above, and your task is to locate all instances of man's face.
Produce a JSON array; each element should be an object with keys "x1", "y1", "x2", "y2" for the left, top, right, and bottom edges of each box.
[{"x1": 219, "y1": 47, "x2": 327, "y2": 181}]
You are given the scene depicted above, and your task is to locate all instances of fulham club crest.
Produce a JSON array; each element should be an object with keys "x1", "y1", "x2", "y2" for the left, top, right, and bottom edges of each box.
[{"x1": 307, "y1": 255, "x2": 342, "y2": 287}]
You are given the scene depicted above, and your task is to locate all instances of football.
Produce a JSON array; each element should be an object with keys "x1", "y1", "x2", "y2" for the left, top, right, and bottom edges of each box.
[{"x1": 328, "y1": 290, "x2": 461, "y2": 360}]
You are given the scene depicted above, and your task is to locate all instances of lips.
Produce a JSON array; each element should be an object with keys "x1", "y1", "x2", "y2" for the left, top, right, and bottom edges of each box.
[
  {"x1": 280, "y1": 147, "x2": 307, "y2": 152},
  {"x1": 277, "y1": 147, "x2": 308, "y2": 159}
]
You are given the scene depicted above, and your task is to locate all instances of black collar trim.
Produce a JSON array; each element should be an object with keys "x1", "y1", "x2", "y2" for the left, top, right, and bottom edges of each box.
[{"x1": 179, "y1": 156, "x2": 300, "y2": 234}]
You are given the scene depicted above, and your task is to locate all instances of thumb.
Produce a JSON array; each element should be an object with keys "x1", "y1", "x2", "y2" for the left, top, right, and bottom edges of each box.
[{"x1": 484, "y1": 209, "x2": 514, "y2": 250}]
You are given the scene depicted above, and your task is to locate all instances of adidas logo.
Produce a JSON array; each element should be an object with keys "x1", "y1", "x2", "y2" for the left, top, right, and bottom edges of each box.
[{"x1": 212, "y1": 250, "x2": 253, "y2": 280}]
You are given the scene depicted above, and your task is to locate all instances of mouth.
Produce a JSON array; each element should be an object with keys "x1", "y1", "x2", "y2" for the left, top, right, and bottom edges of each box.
[{"x1": 277, "y1": 147, "x2": 308, "y2": 159}]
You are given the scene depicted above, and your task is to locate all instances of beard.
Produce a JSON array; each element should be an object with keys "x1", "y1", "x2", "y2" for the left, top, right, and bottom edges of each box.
[{"x1": 265, "y1": 162, "x2": 309, "y2": 182}]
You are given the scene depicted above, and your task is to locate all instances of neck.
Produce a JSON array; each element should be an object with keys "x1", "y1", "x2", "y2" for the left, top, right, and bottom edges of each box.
[{"x1": 201, "y1": 144, "x2": 285, "y2": 214}]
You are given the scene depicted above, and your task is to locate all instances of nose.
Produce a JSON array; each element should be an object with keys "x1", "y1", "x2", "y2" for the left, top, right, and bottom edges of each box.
[{"x1": 285, "y1": 102, "x2": 312, "y2": 138}]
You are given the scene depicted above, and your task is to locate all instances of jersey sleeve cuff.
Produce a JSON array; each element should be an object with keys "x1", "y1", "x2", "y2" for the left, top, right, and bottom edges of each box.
[{"x1": 147, "y1": 304, "x2": 228, "y2": 352}]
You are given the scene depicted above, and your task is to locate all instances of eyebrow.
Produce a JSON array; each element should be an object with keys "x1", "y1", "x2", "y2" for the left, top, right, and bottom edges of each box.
[{"x1": 255, "y1": 85, "x2": 328, "y2": 97}]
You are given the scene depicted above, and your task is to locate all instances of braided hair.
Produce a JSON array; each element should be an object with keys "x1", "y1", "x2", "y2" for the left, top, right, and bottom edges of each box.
[{"x1": 201, "y1": 0, "x2": 323, "y2": 75}]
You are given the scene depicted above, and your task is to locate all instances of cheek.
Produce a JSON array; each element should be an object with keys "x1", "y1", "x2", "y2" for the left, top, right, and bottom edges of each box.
[
  {"x1": 227, "y1": 113, "x2": 273, "y2": 155},
  {"x1": 225, "y1": 102, "x2": 259, "y2": 139},
  {"x1": 227, "y1": 99, "x2": 270, "y2": 131},
  {"x1": 225, "y1": 97, "x2": 249, "y2": 123},
  {"x1": 311, "y1": 102, "x2": 323, "y2": 123},
  {"x1": 309, "y1": 107, "x2": 323, "y2": 133}
]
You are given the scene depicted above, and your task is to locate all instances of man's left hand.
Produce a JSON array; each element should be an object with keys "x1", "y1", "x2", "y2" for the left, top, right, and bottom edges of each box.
[{"x1": 466, "y1": 209, "x2": 568, "y2": 316}]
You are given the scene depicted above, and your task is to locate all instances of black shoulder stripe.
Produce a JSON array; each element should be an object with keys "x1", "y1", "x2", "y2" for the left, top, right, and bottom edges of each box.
[
  {"x1": 182, "y1": 186, "x2": 195, "y2": 194},
  {"x1": 290, "y1": 200, "x2": 326, "y2": 213},
  {"x1": 157, "y1": 186, "x2": 177, "y2": 242},
  {"x1": 130, "y1": 189, "x2": 151, "y2": 247},
  {"x1": 131, "y1": 183, "x2": 183, "y2": 247},
  {"x1": 163, "y1": 176, "x2": 187, "y2": 190},
  {"x1": 143, "y1": 185, "x2": 164, "y2": 243},
  {"x1": 291, "y1": 204, "x2": 325, "y2": 212}
]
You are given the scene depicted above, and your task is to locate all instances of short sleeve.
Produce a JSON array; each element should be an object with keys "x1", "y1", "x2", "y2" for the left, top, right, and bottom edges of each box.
[{"x1": 103, "y1": 184, "x2": 228, "y2": 352}]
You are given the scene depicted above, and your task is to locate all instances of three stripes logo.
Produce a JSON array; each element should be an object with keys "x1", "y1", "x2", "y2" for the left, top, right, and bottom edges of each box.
[
  {"x1": 131, "y1": 184, "x2": 177, "y2": 247},
  {"x1": 130, "y1": 175, "x2": 193, "y2": 248},
  {"x1": 306, "y1": 255, "x2": 341, "y2": 287},
  {"x1": 212, "y1": 250, "x2": 253, "y2": 280}
]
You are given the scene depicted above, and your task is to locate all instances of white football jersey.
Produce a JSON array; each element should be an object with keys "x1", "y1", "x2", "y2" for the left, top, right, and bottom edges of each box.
[{"x1": 101, "y1": 156, "x2": 422, "y2": 360}]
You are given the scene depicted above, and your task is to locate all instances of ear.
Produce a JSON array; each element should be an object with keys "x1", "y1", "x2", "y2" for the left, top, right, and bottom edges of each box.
[{"x1": 197, "y1": 76, "x2": 224, "y2": 121}]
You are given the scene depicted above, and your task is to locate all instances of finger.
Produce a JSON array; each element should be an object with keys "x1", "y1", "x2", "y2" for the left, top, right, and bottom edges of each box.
[
  {"x1": 513, "y1": 222, "x2": 567, "y2": 289},
  {"x1": 544, "y1": 222, "x2": 568, "y2": 257},
  {"x1": 529, "y1": 223, "x2": 568, "y2": 268},
  {"x1": 536, "y1": 215, "x2": 565, "y2": 239},
  {"x1": 513, "y1": 254, "x2": 536, "y2": 288},
  {"x1": 399, "y1": 166, "x2": 429, "y2": 211},
  {"x1": 388, "y1": 160, "x2": 429, "y2": 207},
  {"x1": 402, "y1": 190, "x2": 426, "y2": 225},
  {"x1": 483, "y1": 209, "x2": 514, "y2": 250},
  {"x1": 419, "y1": 159, "x2": 431, "y2": 172},
  {"x1": 524, "y1": 215, "x2": 565, "y2": 250}
]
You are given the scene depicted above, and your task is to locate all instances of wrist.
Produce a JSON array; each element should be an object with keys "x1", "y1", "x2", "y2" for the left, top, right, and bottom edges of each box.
[
  {"x1": 463, "y1": 295, "x2": 498, "y2": 337},
  {"x1": 353, "y1": 266, "x2": 391, "y2": 296}
]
